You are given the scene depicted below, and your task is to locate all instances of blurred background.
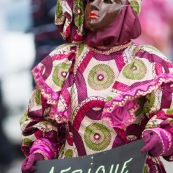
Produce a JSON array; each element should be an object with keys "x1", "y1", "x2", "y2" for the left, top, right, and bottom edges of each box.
[{"x1": 0, "y1": 0, "x2": 173, "y2": 172}]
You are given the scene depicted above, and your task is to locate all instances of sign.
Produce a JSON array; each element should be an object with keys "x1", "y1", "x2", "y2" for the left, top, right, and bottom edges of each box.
[{"x1": 34, "y1": 140, "x2": 146, "y2": 173}]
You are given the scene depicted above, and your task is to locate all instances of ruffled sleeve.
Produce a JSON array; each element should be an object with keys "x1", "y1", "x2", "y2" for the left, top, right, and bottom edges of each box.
[
  {"x1": 102, "y1": 44, "x2": 173, "y2": 128},
  {"x1": 20, "y1": 43, "x2": 77, "y2": 159},
  {"x1": 102, "y1": 44, "x2": 173, "y2": 160},
  {"x1": 32, "y1": 43, "x2": 77, "y2": 123},
  {"x1": 142, "y1": 89, "x2": 173, "y2": 161}
]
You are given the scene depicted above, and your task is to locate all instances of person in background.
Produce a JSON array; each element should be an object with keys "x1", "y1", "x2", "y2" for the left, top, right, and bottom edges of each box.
[
  {"x1": 20, "y1": 0, "x2": 173, "y2": 173},
  {"x1": 31, "y1": 0, "x2": 65, "y2": 86}
]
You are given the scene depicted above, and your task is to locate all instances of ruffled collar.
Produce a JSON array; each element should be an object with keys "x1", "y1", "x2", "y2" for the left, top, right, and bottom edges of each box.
[{"x1": 86, "y1": 41, "x2": 132, "y2": 55}]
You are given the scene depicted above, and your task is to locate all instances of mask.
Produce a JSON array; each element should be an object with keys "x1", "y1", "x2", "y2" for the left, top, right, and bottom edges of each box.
[{"x1": 85, "y1": 0, "x2": 126, "y2": 32}]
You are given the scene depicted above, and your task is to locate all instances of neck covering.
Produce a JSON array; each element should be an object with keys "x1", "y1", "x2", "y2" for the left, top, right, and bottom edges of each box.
[{"x1": 55, "y1": 0, "x2": 142, "y2": 43}]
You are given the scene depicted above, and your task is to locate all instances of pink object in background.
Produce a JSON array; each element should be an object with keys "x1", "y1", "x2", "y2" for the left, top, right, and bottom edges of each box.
[{"x1": 135, "y1": 0, "x2": 173, "y2": 58}]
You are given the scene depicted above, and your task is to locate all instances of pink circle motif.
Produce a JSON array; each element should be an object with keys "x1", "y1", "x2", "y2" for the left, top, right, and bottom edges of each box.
[
  {"x1": 61, "y1": 71, "x2": 67, "y2": 77},
  {"x1": 97, "y1": 74, "x2": 104, "y2": 81},
  {"x1": 94, "y1": 133, "x2": 101, "y2": 140},
  {"x1": 77, "y1": 8, "x2": 81, "y2": 14},
  {"x1": 132, "y1": 66, "x2": 137, "y2": 70}
]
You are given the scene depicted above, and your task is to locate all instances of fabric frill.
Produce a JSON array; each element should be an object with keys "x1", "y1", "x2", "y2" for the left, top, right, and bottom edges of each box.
[
  {"x1": 32, "y1": 48, "x2": 76, "y2": 123},
  {"x1": 102, "y1": 73, "x2": 173, "y2": 129}
]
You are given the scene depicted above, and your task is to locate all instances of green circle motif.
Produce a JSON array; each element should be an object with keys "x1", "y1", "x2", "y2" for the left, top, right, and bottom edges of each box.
[
  {"x1": 35, "y1": 89, "x2": 41, "y2": 105},
  {"x1": 24, "y1": 138, "x2": 32, "y2": 145},
  {"x1": 144, "y1": 92, "x2": 155, "y2": 114},
  {"x1": 52, "y1": 63, "x2": 71, "y2": 87},
  {"x1": 84, "y1": 123, "x2": 111, "y2": 151},
  {"x1": 65, "y1": 149, "x2": 73, "y2": 158},
  {"x1": 74, "y1": 1, "x2": 84, "y2": 28},
  {"x1": 122, "y1": 59, "x2": 147, "y2": 80},
  {"x1": 88, "y1": 64, "x2": 114, "y2": 90}
]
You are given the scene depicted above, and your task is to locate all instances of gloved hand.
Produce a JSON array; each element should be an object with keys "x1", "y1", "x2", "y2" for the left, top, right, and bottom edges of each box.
[
  {"x1": 21, "y1": 153, "x2": 44, "y2": 173},
  {"x1": 141, "y1": 128, "x2": 173, "y2": 157},
  {"x1": 141, "y1": 131, "x2": 163, "y2": 157}
]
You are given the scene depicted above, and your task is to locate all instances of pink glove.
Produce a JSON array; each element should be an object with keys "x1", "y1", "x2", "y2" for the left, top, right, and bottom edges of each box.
[
  {"x1": 141, "y1": 132, "x2": 163, "y2": 157},
  {"x1": 141, "y1": 129, "x2": 173, "y2": 157},
  {"x1": 21, "y1": 153, "x2": 44, "y2": 173}
]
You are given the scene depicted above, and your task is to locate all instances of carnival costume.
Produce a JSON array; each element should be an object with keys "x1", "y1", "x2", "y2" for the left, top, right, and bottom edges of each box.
[{"x1": 21, "y1": 0, "x2": 173, "y2": 172}]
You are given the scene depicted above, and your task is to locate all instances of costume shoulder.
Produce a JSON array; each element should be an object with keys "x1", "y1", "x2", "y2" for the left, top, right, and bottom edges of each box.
[
  {"x1": 138, "y1": 44, "x2": 171, "y2": 62},
  {"x1": 32, "y1": 43, "x2": 77, "y2": 123},
  {"x1": 110, "y1": 41, "x2": 173, "y2": 93},
  {"x1": 102, "y1": 43, "x2": 173, "y2": 128},
  {"x1": 122, "y1": 43, "x2": 173, "y2": 77},
  {"x1": 111, "y1": 43, "x2": 173, "y2": 96},
  {"x1": 32, "y1": 43, "x2": 77, "y2": 86}
]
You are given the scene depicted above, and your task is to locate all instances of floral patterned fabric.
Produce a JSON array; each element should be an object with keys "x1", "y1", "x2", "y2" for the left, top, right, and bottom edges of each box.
[{"x1": 20, "y1": 42, "x2": 173, "y2": 172}]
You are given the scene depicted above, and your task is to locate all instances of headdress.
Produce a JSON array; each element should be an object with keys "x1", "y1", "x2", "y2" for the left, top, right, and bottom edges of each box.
[
  {"x1": 55, "y1": 0, "x2": 142, "y2": 42},
  {"x1": 128, "y1": 0, "x2": 142, "y2": 15}
]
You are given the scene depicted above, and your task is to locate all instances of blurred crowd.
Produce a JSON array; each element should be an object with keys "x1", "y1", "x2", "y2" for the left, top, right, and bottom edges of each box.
[{"x1": 0, "y1": 0, "x2": 173, "y2": 172}]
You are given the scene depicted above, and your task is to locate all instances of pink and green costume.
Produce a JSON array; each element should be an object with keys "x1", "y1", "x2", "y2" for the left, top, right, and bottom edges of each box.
[{"x1": 20, "y1": 0, "x2": 173, "y2": 172}]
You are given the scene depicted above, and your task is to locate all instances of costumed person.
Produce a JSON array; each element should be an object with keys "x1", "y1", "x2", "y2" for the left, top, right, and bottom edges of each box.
[{"x1": 20, "y1": 0, "x2": 173, "y2": 172}]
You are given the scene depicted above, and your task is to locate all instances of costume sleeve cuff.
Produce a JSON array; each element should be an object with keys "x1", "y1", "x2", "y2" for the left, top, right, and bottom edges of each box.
[
  {"x1": 142, "y1": 128, "x2": 172, "y2": 156},
  {"x1": 30, "y1": 138, "x2": 57, "y2": 160}
]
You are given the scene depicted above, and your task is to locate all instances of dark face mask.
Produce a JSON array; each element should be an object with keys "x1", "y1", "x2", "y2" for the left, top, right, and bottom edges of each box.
[{"x1": 85, "y1": 0, "x2": 126, "y2": 32}]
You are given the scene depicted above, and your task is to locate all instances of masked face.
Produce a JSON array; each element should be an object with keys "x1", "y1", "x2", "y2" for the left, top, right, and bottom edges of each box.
[{"x1": 85, "y1": 0, "x2": 126, "y2": 32}]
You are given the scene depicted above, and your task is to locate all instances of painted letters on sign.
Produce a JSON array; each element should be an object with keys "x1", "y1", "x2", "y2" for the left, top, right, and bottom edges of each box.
[{"x1": 34, "y1": 140, "x2": 146, "y2": 173}]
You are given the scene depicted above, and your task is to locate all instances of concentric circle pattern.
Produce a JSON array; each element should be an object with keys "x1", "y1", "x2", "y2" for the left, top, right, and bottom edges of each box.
[
  {"x1": 52, "y1": 62, "x2": 71, "y2": 87},
  {"x1": 88, "y1": 64, "x2": 115, "y2": 90},
  {"x1": 122, "y1": 59, "x2": 147, "y2": 80},
  {"x1": 84, "y1": 123, "x2": 111, "y2": 151}
]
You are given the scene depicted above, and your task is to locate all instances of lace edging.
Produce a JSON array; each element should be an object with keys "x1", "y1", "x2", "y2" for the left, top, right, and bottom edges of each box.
[
  {"x1": 106, "y1": 73, "x2": 173, "y2": 108},
  {"x1": 102, "y1": 73, "x2": 173, "y2": 128},
  {"x1": 32, "y1": 53, "x2": 75, "y2": 123}
]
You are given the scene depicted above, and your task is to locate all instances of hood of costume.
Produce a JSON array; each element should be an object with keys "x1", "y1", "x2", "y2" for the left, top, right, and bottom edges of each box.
[{"x1": 55, "y1": 0, "x2": 142, "y2": 45}]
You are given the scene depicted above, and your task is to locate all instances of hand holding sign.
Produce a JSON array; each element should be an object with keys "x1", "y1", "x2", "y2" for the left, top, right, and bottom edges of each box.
[
  {"x1": 22, "y1": 153, "x2": 44, "y2": 173},
  {"x1": 33, "y1": 140, "x2": 146, "y2": 173},
  {"x1": 141, "y1": 132, "x2": 162, "y2": 157},
  {"x1": 142, "y1": 128, "x2": 173, "y2": 157}
]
